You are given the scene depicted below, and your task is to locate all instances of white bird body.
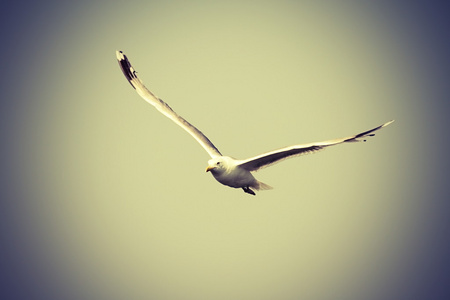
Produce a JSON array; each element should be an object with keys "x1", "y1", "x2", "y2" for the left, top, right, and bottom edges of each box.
[
  {"x1": 116, "y1": 51, "x2": 394, "y2": 195},
  {"x1": 205, "y1": 156, "x2": 271, "y2": 195}
]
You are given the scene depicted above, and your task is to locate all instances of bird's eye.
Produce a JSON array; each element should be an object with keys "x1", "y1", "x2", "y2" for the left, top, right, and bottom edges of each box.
[{"x1": 216, "y1": 162, "x2": 220, "y2": 165}]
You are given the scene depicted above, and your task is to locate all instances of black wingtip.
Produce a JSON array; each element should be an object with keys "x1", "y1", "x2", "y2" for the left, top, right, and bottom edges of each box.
[{"x1": 116, "y1": 50, "x2": 138, "y2": 89}]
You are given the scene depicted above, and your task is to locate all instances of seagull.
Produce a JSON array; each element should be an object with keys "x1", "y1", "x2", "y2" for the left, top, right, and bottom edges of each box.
[{"x1": 116, "y1": 51, "x2": 394, "y2": 195}]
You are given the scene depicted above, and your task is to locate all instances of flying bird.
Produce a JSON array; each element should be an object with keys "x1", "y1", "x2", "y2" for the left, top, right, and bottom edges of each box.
[{"x1": 116, "y1": 51, "x2": 394, "y2": 195}]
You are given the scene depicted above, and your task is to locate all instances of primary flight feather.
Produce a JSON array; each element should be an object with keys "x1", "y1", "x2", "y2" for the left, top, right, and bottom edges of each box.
[{"x1": 116, "y1": 50, "x2": 393, "y2": 195}]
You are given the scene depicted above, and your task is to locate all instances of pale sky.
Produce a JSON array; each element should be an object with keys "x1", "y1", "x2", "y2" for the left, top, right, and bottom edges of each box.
[{"x1": 1, "y1": 1, "x2": 449, "y2": 300}]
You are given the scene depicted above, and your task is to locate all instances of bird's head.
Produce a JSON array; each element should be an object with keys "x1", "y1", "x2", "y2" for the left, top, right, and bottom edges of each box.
[{"x1": 206, "y1": 156, "x2": 229, "y2": 174}]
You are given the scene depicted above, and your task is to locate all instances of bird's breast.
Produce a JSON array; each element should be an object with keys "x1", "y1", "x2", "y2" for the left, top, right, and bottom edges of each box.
[{"x1": 211, "y1": 166, "x2": 255, "y2": 188}]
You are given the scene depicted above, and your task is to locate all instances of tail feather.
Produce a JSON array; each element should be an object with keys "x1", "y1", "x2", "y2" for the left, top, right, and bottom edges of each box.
[
  {"x1": 254, "y1": 181, "x2": 273, "y2": 191},
  {"x1": 243, "y1": 180, "x2": 273, "y2": 195}
]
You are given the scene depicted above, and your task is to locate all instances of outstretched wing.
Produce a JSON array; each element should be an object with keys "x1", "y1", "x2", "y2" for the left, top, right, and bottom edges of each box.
[
  {"x1": 237, "y1": 120, "x2": 394, "y2": 171},
  {"x1": 116, "y1": 51, "x2": 222, "y2": 158}
]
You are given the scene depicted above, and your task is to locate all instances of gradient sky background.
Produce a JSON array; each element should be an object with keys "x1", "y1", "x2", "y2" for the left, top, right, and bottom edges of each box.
[{"x1": 1, "y1": 1, "x2": 449, "y2": 300}]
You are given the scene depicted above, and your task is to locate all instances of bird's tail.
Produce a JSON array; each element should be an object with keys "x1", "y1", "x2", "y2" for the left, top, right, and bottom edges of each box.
[
  {"x1": 243, "y1": 180, "x2": 273, "y2": 195},
  {"x1": 254, "y1": 180, "x2": 273, "y2": 191}
]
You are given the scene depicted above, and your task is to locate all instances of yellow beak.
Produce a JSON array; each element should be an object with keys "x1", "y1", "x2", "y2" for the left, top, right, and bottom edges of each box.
[{"x1": 205, "y1": 166, "x2": 215, "y2": 172}]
